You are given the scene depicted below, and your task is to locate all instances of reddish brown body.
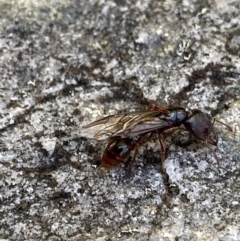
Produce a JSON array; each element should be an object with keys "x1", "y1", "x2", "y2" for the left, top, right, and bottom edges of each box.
[{"x1": 101, "y1": 136, "x2": 141, "y2": 170}]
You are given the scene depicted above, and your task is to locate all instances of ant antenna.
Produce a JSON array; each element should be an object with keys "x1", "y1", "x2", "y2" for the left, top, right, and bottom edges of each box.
[
  {"x1": 214, "y1": 118, "x2": 233, "y2": 132},
  {"x1": 205, "y1": 142, "x2": 220, "y2": 166}
]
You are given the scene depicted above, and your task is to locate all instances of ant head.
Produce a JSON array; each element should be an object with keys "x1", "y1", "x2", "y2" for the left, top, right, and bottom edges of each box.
[{"x1": 184, "y1": 110, "x2": 218, "y2": 146}]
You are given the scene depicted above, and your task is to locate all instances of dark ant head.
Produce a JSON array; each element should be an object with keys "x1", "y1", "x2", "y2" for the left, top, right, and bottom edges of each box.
[{"x1": 183, "y1": 109, "x2": 218, "y2": 145}]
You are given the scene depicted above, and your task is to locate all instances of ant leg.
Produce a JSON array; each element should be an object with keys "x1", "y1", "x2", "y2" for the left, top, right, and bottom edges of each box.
[
  {"x1": 213, "y1": 118, "x2": 233, "y2": 132},
  {"x1": 161, "y1": 127, "x2": 181, "y2": 136},
  {"x1": 147, "y1": 104, "x2": 169, "y2": 114},
  {"x1": 127, "y1": 133, "x2": 155, "y2": 175},
  {"x1": 158, "y1": 133, "x2": 166, "y2": 172},
  {"x1": 158, "y1": 134, "x2": 165, "y2": 162},
  {"x1": 130, "y1": 146, "x2": 139, "y2": 173},
  {"x1": 205, "y1": 142, "x2": 220, "y2": 166}
]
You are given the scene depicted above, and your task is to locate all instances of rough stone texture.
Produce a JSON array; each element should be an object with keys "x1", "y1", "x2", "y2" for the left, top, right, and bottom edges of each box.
[{"x1": 0, "y1": 0, "x2": 239, "y2": 240}]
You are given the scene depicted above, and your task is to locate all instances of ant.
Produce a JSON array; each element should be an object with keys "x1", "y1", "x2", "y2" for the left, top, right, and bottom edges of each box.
[{"x1": 82, "y1": 105, "x2": 233, "y2": 171}]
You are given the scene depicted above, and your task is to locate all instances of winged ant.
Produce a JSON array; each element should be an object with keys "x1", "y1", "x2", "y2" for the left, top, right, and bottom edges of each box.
[{"x1": 82, "y1": 105, "x2": 233, "y2": 171}]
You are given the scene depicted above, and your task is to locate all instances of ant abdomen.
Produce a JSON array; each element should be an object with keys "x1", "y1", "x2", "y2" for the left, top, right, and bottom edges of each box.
[{"x1": 101, "y1": 137, "x2": 139, "y2": 170}]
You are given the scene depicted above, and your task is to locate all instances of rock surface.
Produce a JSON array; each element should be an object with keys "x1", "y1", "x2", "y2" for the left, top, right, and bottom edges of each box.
[{"x1": 0, "y1": 0, "x2": 239, "y2": 240}]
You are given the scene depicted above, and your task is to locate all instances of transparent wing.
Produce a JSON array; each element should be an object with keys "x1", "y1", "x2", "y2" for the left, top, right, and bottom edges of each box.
[{"x1": 81, "y1": 109, "x2": 171, "y2": 141}]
